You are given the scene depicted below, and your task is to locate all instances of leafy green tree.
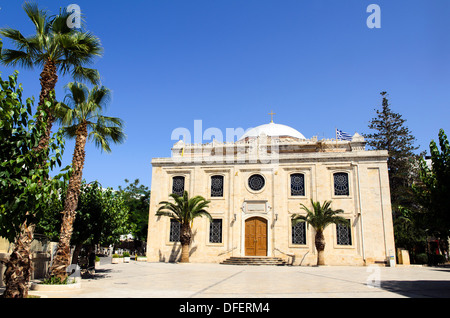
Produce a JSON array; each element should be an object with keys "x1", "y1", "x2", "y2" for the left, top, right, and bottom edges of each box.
[
  {"x1": 413, "y1": 129, "x2": 450, "y2": 256},
  {"x1": 291, "y1": 200, "x2": 347, "y2": 266},
  {"x1": 118, "y1": 179, "x2": 150, "y2": 244},
  {"x1": 156, "y1": 191, "x2": 211, "y2": 263},
  {"x1": 392, "y1": 206, "x2": 427, "y2": 262},
  {"x1": 34, "y1": 183, "x2": 66, "y2": 241},
  {"x1": 364, "y1": 92, "x2": 420, "y2": 211},
  {"x1": 0, "y1": 71, "x2": 67, "y2": 298},
  {"x1": 71, "y1": 181, "x2": 131, "y2": 264},
  {"x1": 36, "y1": 180, "x2": 132, "y2": 265},
  {"x1": 49, "y1": 82, "x2": 125, "y2": 279},
  {"x1": 0, "y1": 2, "x2": 103, "y2": 152},
  {"x1": 69, "y1": 181, "x2": 104, "y2": 264},
  {"x1": 99, "y1": 186, "x2": 132, "y2": 247}
]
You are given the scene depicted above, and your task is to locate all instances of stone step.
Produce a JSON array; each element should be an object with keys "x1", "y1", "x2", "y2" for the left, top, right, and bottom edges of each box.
[{"x1": 220, "y1": 257, "x2": 288, "y2": 266}]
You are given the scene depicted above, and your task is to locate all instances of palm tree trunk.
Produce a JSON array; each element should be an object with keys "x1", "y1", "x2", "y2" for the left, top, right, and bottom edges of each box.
[
  {"x1": 50, "y1": 123, "x2": 87, "y2": 280},
  {"x1": 1, "y1": 219, "x2": 35, "y2": 298},
  {"x1": 315, "y1": 230, "x2": 326, "y2": 266},
  {"x1": 179, "y1": 223, "x2": 192, "y2": 263},
  {"x1": 34, "y1": 58, "x2": 58, "y2": 153}
]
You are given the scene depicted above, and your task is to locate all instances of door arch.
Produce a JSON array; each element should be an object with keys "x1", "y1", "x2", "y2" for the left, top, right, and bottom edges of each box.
[{"x1": 245, "y1": 217, "x2": 267, "y2": 256}]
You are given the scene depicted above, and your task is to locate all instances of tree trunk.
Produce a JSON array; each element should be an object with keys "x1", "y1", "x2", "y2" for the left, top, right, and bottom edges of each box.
[
  {"x1": 180, "y1": 244, "x2": 190, "y2": 263},
  {"x1": 71, "y1": 243, "x2": 83, "y2": 265},
  {"x1": 49, "y1": 124, "x2": 88, "y2": 280},
  {"x1": 179, "y1": 223, "x2": 192, "y2": 263},
  {"x1": 315, "y1": 230, "x2": 326, "y2": 266},
  {"x1": 1, "y1": 220, "x2": 35, "y2": 298},
  {"x1": 34, "y1": 58, "x2": 58, "y2": 153}
]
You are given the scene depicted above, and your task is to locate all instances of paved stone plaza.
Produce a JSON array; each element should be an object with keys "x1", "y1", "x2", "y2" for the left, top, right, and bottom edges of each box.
[{"x1": 18, "y1": 258, "x2": 450, "y2": 298}]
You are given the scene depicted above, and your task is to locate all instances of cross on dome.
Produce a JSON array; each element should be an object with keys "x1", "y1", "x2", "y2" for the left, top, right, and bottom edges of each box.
[{"x1": 268, "y1": 110, "x2": 276, "y2": 123}]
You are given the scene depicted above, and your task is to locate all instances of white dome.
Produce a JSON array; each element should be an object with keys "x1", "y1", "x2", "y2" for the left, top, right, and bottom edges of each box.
[{"x1": 239, "y1": 122, "x2": 305, "y2": 141}]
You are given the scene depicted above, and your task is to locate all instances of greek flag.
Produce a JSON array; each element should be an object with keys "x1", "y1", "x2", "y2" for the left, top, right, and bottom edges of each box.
[{"x1": 336, "y1": 129, "x2": 352, "y2": 141}]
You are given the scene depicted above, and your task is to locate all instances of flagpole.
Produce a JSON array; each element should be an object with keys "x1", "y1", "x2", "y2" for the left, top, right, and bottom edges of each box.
[{"x1": 335, "y1": 127, "x2": 338, "y2": 147}]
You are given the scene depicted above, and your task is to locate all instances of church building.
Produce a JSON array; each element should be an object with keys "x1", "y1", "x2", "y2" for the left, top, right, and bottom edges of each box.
[{"x1": 146, "y1": 117, "x2": 396, "y2": 266}]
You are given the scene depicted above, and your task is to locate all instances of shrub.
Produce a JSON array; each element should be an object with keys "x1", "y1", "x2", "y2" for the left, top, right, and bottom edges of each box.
[
  {"x1": 428, "y1": 254, "x2": 446, "y2": 266},
  {"x1": 42, "y1": 276, "x2": 74, "y2": 285},
  {"x1": 112, "y1": 254, "x2": 120, "y2": 258},
  {"x1": 123, "y1": 252, "x2": 130, "y2": 257},
  {"x1": 414, "y1": 253, "x2": 428, "y2": 264}
]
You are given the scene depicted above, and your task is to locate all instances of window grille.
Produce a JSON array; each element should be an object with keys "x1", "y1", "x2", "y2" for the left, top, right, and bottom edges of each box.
[
  {"x1": 290, "y1": 173, "x2": 305, "y2": 196},
  {"x1": 334, "y1": 172, "x2": 349, "y2": 196},
  {"x1": 211, "y1": 175, "x2": 224, "y2": 197},
  {"x1": 292, "y1": 221, "x2": 306, "y2": 245},
  {"x1": 169, "y1": 219, "x2": 180, "y2": 242},
  {"x1": 209, "y1": 219, "x2": 222, "y2": 243},
  {"x1": 336, "y1": 220, "x2": 352, "y2": 245},
  {"x1": 248, "y1": 174, "x2": 265, "y2": 191},
  {"x1": 172, "y1": 176, "x2": 185, "y2": 196}
]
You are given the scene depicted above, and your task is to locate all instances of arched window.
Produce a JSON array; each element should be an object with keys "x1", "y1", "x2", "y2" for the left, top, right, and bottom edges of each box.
[
  {"x1": 290, "y1": 173, "x2": 305, "y2": 196},
  {"x1": 334, "y1": 172, "x2": 349, "y2": 196},
  {"x1": 211, "y1": 175, "x2": 224, "y2": 197},
  {"x1": 172, "y1": 176, "x2": 185, "y2": 196}
]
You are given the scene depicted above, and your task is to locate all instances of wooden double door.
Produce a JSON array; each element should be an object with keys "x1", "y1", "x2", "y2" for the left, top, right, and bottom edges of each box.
[{"x1": 245, "y1": 217, "x2": 267, "y2": 256}]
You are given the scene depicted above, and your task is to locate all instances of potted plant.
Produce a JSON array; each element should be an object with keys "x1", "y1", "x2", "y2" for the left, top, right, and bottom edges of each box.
[
  {"x1": 136, "y1": 255, "x2": 147, "y2": 262},
  {"x1": 111, "y1": 254, "x2": 123, "y2": 264},
  {"x1": 95, "y1": 256, "x2": 101, "y2": 268},
  {"x1": 123, "y1": 252, "x2": 130, "y2": 263}
]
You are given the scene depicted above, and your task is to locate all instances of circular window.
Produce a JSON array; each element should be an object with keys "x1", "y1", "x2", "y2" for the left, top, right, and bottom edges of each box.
[{"x1": 248, "y1": 174, "x2": 265, "y2": 191}]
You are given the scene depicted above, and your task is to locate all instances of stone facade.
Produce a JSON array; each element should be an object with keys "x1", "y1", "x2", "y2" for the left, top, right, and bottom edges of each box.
[{"x1": 146, "y1": 126, "x2": 396, "y2": 266}]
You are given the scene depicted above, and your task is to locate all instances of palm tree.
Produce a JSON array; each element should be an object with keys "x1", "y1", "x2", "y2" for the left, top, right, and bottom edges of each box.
[
  {"x1": 0, "y1": 2, "x2": 103, "y2": 152},
  {"x1": 156, "y1": 191, "x2": 212, "y2": 263},
  {"x1": 49, "y1": 82, "x2": 125, "y2": 279},
  {"x1": 291, "y1": 200, "x2": 348, "y2": 266}
]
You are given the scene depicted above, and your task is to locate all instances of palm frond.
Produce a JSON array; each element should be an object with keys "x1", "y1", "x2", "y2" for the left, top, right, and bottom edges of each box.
[
  {"x1": 291, "y1": 214, "x2": 308, "y2": 226},
  {"x1": 57, "y1": 32, "x2": 103, "y2": 66},
  {"x1": 1, "y1": 2, "x2": 103, "y2": 80},
  {"x1": 61, "y1": 124, "x2": 79, "y2": 139},
  {"x1": 155, "y1": 210, "x2": 178, "y2": 220},
  {"x1": 88, "y1": 117, "x2": 126, "y2": 152},
  {"x1": 88, "y1": 130, "x2": 111, "y2": 153},
  {"x1": 293, "y1": 199, "x2": 346, "y2": 232},
  {"x1": 53, "y1": 102, "x2": 76, "y2": 127},
  {"x1": 157, "y1": 191, "x2": 212, "y2": 226},
  {"x1": 63, "y1": 82, "x2": 89, "y2": 107},
  {"x1": 49, "y1": 9, "x2": 73, "y2": 35},
  {"x1": 71, "y1": 65, "x2": 101, "y2": 85},
  {"x1": 156, "y1": 200, "x2": 183, "y2": 222},
  {"x1": 0, "y1": 49, "x2": 35, "y2": 68},
  {"x1": 22, "y1": 2, "x2": 48, "y2": 36},
  {"x1": 0, "y1": 28, "x2": 31, "y2": 50},
  {"x1": 88, "y1": 86, "x2": 111, "y2": 109}
]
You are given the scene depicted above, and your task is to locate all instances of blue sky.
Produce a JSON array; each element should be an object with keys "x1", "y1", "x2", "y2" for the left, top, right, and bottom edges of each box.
[{"x1": 1, "y1": 0, "x2": 449, "y2": 189}]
